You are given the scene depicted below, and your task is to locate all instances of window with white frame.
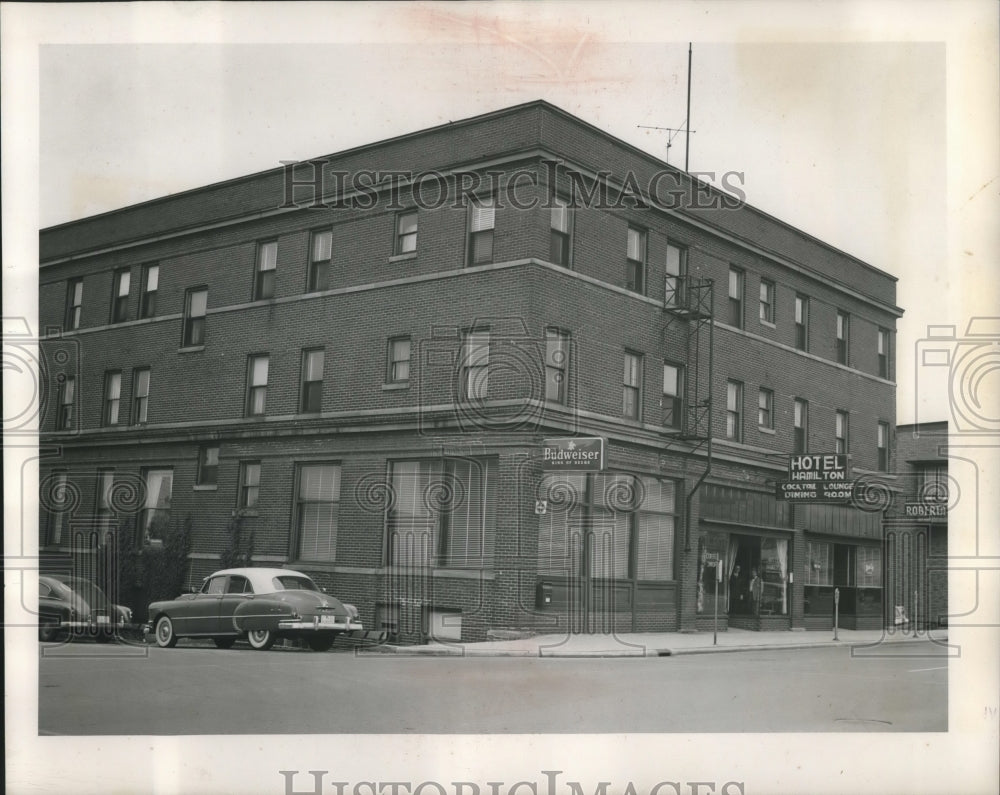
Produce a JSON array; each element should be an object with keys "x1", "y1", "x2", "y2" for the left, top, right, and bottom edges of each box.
[
  {"x1": 294, "y1": 463, "x2": 341, "y2": 561},
  {"x1": 758, "y1": 387, "x2": 774, "y2": 429},
  {"x1": 726, "y1": 380, "x2": 743, "y2": 441},
  {"x1": 396, "y1": 211, "x2": 418, "y2": 255},
  {"x1": 386, "y1": 458, "x2": 496, "y2": 569},
  {"x1": 728, "y1": 267, "x2": 744, "y2": 328},
  {"x1": 103, "y1": 371, "x2": 122, "y2": 426},
  {"x1": 622, "y1": 351, "x2": 643, "y2": 419},
  {"x1": 626, "y1": 227, "x2": 646, "y2": 294},
  {"x1": 793, "y1": 398, "x2": 808, "y2": 454},
  {"x1": 461, "y1": 329, "x2": 490, "y2": 400},
  {"x1": 836, "y1": 311, "x2": 850, "y2": 365},
  {"x1": 549, "y1": 199, "x2": 571, "y2": 266},
  {"x1": 246, "y1": 354, "x2": 269, "y2": 416},
  {"x1": 140, "y1": 468, "x2": 173, "y2": 544},
  {"x1": 254, "y1": 241, "x2": 277, "y2": 300},
  {"x1": 300, "y1": 348, "x2": 324, "y2": 413},
  {"x1": 140, "y1": 264, "x2": 159, "y2": 319},
  {"x1": 836, "y1": 410, "x2": 850, "y2": 454},
  {"x1": 197, "y1": 445, "x2": 219, "y2": 487},
  {"x1": 66, "y1": 278, "x2": 84, "y2": 331},
  {"x1": 878, "y1": 328, "x2": 891, "y2": 379},
  {"x1": 794, "y1": 294, "x2": 809, "y2": 351},
  {"x1": 183, "y1": 287, "x2": 207, "y2": 347},
  {"x1": 665, "y1": 243, "x2": 687, "y2": 307},
  {"x1": 877, "y1": 421, "x2": 890, "y2": 471},
  {"x1": 96, "y1": 470, "x2": 115, "y2": 535},
  {"x1": 56, "y1": 376, "x2": 75, "y2": 430},
  {"x1": 387, "y1": 337, "x2": 411, "y2": 384},
  {"x1": 467, "y1": 197, "x2": 495, "y2": 266},
  {"x1": 45, "y1": 471, "x2": 69, "y2": 546},
  {"x1": 132, "y1": 368, "x2": 150, "y2": 424},
  {"x1": 239, "y1": 462, "x2": 261, "y2": 510},
  {"x1": 111, "y1": 269, "x2": 131, "y2": 323},
  {"x1": 759, "y1": 279, "x2": 775, "y2": 324},
  {"x1": 662, "y1": 362, "x2": 683, "y2": 429},
  {"x1": 309, "y1": 230, "x2": 332, "y2": 292}
]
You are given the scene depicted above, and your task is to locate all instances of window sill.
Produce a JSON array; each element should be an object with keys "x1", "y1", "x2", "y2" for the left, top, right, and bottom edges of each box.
[
  {"x1": 758, "y1": 426, "x2": 776, "y2": 435},
  {"x1": 388, "y1": 252, "x2": 417, "y2": 263},
  {"x1": 759, "y1": 319, "x2": 776, "y2": 329},
  {"x1": 382, "y1": 382, "x2": 410, "y2": 391},
  {"x1": 178, "y1": 345, "x2": 205, "y2": 354},
  {"x1": 192, "y1": 484, "x2": 218, "y2": 492},
  {"x1": 235, "y1": 509, "x2": 259, "y2": 518}
]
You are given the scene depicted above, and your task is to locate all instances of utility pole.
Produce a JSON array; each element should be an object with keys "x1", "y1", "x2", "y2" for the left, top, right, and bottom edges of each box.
[{"x1": 685, "y1": 42, "x2": 692, "y2": 172}]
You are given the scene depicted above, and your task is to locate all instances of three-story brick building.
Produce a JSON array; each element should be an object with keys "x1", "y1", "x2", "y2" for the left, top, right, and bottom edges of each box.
[{"x1": 38, "y1": 100, "x2": 903, "y2": 642}]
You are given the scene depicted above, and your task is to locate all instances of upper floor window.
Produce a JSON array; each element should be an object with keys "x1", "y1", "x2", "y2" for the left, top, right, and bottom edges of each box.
[
  {"x1": 467, "y1": 196, "x2": 495, "y2": 267},
  {"x1": 197, "y1": 445, "x2": 220, "y2": 487},
  {"x1": 44, "y1": 471, "x2": 69, "y2": 546},
  {"x1": 878, "y1": 328, "x2": 891, "y2": 379},
  {"x1": 622, "y1": 351, "x2": 643, "y2": 420},
  {"x1": 140, "y1": 467, "x2": 173, "y2": 545},
  {"x1": 665, "y1": 243, "x2": 687, "y2": 308},
  {"x1": 65, "y1": 278, "x2": 83, "y2": 331},
  {"x1": 726, "y1": 380, "x2": 743, "y2": 441},
  {"x1": 255, "y1": 241, "x2": 278, "y2": 300},
  {"x1": 140, "y1": 264, "x2": 159, "y2": 319},
  {"x1": 545, "y1": 328, "x2": 570, "y2": 404},
  {"x1": 132, "y1": 367, "x2": 150, "y2": 424},
  {"x1": 549, "y1": 199, "x2": 571, "y2": 266},
  {"x1": 836, "y1": 311, "x2": 850, "y2": 365},
  {"x1": 387, "y1": 337, "x2": 411, "y2": 384},
  {"x1": 662, "y1": 362, "x2": 684, "y2": 429},
  {"x1": 103, "y1": 370, "x2": 122, "y2": 426},
  {"x1": 758, "y1": 387, "x2": 774, "y2": 429},
  {"x1": 759, "y1": 279, "x2": 775, "y2": 324},
  {"x1": 56, "y1": 376, "x2": 75, "y2": 430},
  {"x1": 309, "y1": 230, "x2": 332, "y2": 292},
  {"x1": 728, "y1": 268, "x2": 744, "y2": 328},
  {"x1": 111, "y1": 269, "x2": 131, "y2": 323},
  {"x1": 835, "y1": 410, "x2": 850, "y2": 454},
  {"x1": 294, "y1": 463, "x2": 341, "y2": 562},
  {"x1": 396, "y1": 211, "x2": 418, "y2": 255},
  {"x1": 300, "y1": 348, "x2": 325, "y2": 413},
  {"x1": 794, "y1": 294, "x2": 809, "y2": 351},
  {"x1": 919, "y1": 464, "x2": 949, "y2": 503},
  {"x1": 793, "y1": 398, "x2": 808, "y2": 454},
  {"x1": 246, "y1": 354, "x2": 269, "y2": 416},
  {"x1": 239, "y1": 461, "x2": 261, "y2": 510},
  {"x1": 877, "y1": 421, "x2": 890, "y2": 472},
  {"x1": 96, "y1": 470, "x2": 115, "y2": 535},
  {"x1": 461, "y1": 329, "x2": 490, "y2": 400},
  {"x1": 625, "y1": 227, "x2": 646, "y2": 294},
  {"x1": 183, "y1": 287, "x2": 207, "y2": 347}
]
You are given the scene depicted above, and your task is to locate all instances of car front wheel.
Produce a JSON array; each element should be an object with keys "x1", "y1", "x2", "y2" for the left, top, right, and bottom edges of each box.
[
  {"x1": 247, "y1": 629, "x2": 274, "y2": 651},
  {"x1": 154, "y1": 615, "x2": 178, "y2": 648},
  {"x1": 307, "y1": 633, "x2": 337, "y2": 652}
]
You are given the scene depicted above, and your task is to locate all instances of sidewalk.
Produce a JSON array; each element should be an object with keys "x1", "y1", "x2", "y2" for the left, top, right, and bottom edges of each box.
[{"x1": 365, "y1": 627, "x2": 950, "y2": 657}]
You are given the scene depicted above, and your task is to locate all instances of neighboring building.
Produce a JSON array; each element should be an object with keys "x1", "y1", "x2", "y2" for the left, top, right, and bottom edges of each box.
[
  {"x1": 885, "y1": 421, "x2": 949, "y2": 630},
  {"x1": 38, "y1": 100, "x2": 903, "y2": 642}
]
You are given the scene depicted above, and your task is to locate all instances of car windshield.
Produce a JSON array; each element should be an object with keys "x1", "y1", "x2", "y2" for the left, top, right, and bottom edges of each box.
[{"x1": 271, "y1": 575, "x2": 318, "y2": 592}]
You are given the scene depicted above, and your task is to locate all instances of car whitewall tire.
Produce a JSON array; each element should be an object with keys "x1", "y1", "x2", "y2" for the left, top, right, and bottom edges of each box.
[
  {"x1": 247, "y1": 629, "x2": 274, "y2": 650},
  {"x1": 155, "y1": 615, "x2": 178, "y2": 648}
]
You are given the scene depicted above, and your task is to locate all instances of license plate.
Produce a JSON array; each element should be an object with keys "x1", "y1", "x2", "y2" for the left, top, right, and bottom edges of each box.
[
  {"x1": 96, "y1": 616, "x2": 109, "y2": 624},
  {"x1": 319, "y1": 615, "x2": 339, "y2": 626}
]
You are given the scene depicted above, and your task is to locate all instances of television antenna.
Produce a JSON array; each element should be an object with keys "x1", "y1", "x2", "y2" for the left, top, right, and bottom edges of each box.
[{"x1": 637, "y1": 43, "x2": 696, "y2": 171}]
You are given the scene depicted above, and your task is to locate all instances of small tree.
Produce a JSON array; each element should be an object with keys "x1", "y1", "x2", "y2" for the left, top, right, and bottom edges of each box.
[{"x1": 220, "y1": 513, "x2": 255, "y2": 569}]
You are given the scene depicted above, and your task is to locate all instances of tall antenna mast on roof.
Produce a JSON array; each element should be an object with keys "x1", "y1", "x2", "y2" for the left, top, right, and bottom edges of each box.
[{"x1": 636, "y1": 43, "x2": 695, "y2": 170}]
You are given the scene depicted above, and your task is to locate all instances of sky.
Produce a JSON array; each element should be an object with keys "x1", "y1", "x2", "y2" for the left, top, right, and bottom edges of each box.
[{"x1": 4, "y1": 3, "x2": 1000, "y2": 795}]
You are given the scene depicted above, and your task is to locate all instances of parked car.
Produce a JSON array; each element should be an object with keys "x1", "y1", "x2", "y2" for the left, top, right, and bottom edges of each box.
[
  {"x1": 38, "y1": 575, "x2": 134, "y2": 642},
  {"x1": 146, "y1": 567, "x2": 362, "y2": 651}
]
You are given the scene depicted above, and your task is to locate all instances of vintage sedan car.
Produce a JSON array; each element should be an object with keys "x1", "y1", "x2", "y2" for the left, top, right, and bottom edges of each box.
[
  {"x1": 38, "y1": 575, "x2": 134, "y2": 642},
  {"x1": 146, "y1": 567, "x2": 362, "y2": 651}
]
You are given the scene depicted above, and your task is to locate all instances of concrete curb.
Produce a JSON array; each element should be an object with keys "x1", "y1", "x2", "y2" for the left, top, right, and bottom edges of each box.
[{"x1": 361, "y1": 633, "x2": 945, "y2": 659}]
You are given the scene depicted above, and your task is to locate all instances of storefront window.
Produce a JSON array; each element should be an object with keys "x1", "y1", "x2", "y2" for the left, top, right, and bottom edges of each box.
[
  {"x1": 806, "y1": 541, "x2": 833, "y2": 585},
  {"x1": 856, "y1": 546, "x2": 881, "y2": 587},
  {"x1": 759, "y1": 538, "x2": 788, "y2": 615}
]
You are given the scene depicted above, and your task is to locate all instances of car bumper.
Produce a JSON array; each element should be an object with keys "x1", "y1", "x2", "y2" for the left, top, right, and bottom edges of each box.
[
  {"x1": 277, "y1": 618, "x2": 363, "y2": 632},
  {"x1": 61, "y1": 620, "x2": 137, "y2": 633}
]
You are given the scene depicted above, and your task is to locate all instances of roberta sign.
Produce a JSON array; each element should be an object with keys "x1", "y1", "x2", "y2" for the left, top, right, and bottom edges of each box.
[{"x1": 541, "y1": 437, "x2": 605, "y2": 471}]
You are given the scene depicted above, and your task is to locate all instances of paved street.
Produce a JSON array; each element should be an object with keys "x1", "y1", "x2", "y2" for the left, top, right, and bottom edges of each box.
[{"x1": 38, "y1": 638, "x2": 947, "y2": 734}]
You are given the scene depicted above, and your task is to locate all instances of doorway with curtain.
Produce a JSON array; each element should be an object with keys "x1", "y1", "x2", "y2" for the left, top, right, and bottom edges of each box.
[{"x1": 702, "y1": 530, "x2": 790, "y2": 630}]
